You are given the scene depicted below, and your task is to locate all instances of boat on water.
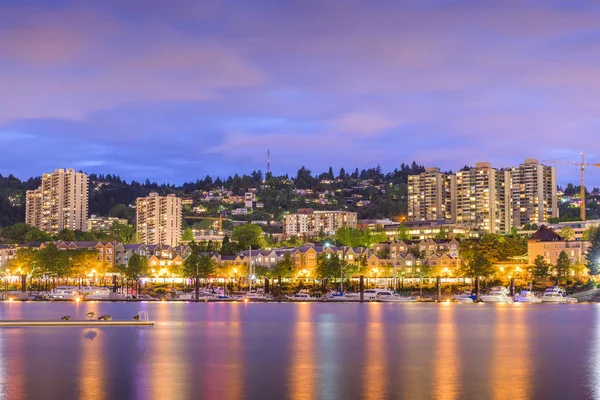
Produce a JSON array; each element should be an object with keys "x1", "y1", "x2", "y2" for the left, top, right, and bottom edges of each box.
[
  {"x1": 244, "y1": 289, "x2": 268, "y2": 300},
  {"x1": 287, "y1": 291, "x2": 317, "y2": 301},
  {"x1": 541, "y1": 287, "x2": 578, "y2": 303},
  {"x1": 516, "y1": 290, "x2": 542, "y2": 303},
  {"x1": 375, "y1": 291, "x2": 418, "y2": 303},
  {"x1": 49, "y1": 287, "x2": 82, "y2": 301},
  {"x1": 452, "y1": 291, "x2": 476, "y2": 303},
  {"x1": 480, "y1": 287, "x2": 513, "y2": 303}
]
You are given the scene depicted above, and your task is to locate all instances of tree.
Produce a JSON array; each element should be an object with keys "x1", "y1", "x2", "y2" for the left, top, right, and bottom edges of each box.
[
  {"x1": 396, "y1": 223, "x2": 411, "y2": 240},
  {"x1": 56, "y1": 229, "x2": 76, "y2": 241},
  {"x1": 556, "y1": 251, "x2": 572, "y2": 280},
  {"x1": 272, "y1": 253, "x2": 296, "y2": 278},
  {"x1": 460, "y1": 251, "x2": 495, "y2": 279},
  {"x1": 38, "y1": 243, "x2": 69, "y2": 279},
  {"x1": 316, "y1": 253, "x2": 346, "y2": 280},
  {"x1": 559, "y1": 226, "x2": 575, "y2": 241},
  {"x1": 531, "y1": 255, "x2": 550, "y2": 280},
  {"x1": 181, "y1": 228, "x2": 194, "y2": 242},
  {"x1": 125, "y1": 254, "x2": 148, "y2": 280},
  {"x1": 220, "y1": 235, "x2": 238, "y2": 256},
  {"x1": 586, "y1": 227, "x2": 600, "y2": 275},
  {"x1": 109, "y1": 222, "x2": 137, "y2": 244},
  {"x1": 232, "y1": 224, "x2": 265, "y2": 250},
  {"x1": 183, "y1": 241, "x2": 216, "y2": 281},
  {"x1": 6, "y1": 247, "x2": 39, "y2": 277}
]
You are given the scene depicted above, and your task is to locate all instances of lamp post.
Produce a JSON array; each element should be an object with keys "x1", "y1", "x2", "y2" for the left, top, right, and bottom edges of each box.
[{"x1": 340, "y1": 245, "x2": 346, "y2": 293}]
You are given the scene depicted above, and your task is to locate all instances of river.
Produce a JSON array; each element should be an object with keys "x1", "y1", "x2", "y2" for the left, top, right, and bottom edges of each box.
[{"x1": 0, "y1": 301, "x2": 598, "y2": 399}]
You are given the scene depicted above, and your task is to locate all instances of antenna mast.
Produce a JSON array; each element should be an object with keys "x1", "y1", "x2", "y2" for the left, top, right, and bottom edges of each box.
[{"x1": 267, "y1": 149, "x2": 271, "y2": 174}]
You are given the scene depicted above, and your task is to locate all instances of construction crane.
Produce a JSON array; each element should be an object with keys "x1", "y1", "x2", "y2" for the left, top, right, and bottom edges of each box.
[
  {"x1": 543, "y1": 153, "x2": 600, "y2": 221},
  {"x1": 183, "y1": 215, "x2": 229, "y2": 232}
]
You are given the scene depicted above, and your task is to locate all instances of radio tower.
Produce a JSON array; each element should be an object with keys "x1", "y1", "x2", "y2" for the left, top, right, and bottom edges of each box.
[{"x1": 267, "y1": 149, "x2": 271, "y2": 174}]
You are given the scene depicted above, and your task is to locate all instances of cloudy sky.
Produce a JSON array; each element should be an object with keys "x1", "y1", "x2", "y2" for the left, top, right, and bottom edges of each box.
[{"x1": 0, "y1": 0, "x2": 598, "y2": 185}]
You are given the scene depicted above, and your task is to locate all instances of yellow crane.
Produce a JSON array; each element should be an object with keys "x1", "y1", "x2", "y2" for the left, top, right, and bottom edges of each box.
[{"x1": 543, "y1": 153, "x2": 600, "y2": 221}]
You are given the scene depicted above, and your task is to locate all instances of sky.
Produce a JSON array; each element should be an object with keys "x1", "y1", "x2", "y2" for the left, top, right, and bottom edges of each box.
[{"x1": 0, "y1": 0, "x2": 599, "y2": 186}]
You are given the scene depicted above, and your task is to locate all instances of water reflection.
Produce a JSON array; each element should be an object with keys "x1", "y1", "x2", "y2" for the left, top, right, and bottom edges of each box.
[
  {"x1": 79, "y1": 327, "x2": 106, "y2": 400},
  {"x1": 362, "y1": 304, "x2": 387, "y2": 400},
  {"x1": 289, "y1": 303, "x2": 317, "y2": 400},
  {"x1": 432, "y1": 303, "x2": 460, "y2": 400},
  {"x1": 491, "y1": 306, "x2": 531, "y2": 400}
]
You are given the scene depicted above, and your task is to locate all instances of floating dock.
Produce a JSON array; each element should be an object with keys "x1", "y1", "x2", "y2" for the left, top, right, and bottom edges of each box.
[{"x1": 0, "y1": 320, "x2": 154, "y2": 327}]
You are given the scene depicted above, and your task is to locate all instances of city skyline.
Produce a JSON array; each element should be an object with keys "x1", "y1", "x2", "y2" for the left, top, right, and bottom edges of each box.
[{"x1": 1, "y1": 0, "x2": 599, "y2": 185}]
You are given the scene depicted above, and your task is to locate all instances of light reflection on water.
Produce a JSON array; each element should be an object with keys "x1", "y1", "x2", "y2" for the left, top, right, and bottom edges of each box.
[{"x1": 0, "y1": 302, "x2": 596, "y2": 400}]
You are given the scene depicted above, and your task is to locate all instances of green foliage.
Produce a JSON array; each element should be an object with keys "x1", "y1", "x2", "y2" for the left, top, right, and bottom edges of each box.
[
  {"x1": 0, "y1": 223, "x2": 52, "y2": 243},
  {"x1": 125, "y1": 254, "x2": 148, "y2": 280},
  {"x1": 39, "y1": 243, "x2": 69, "y2": 278},
  {"x1": 232, "y1": 224, "x2": 265, "y2": 250},
  {"x1": 109, "y1": 222, "x2": 138, "y2": 244},
  {"x1": 532, "y1": 255, "x2": 550, "y2": 279},
  {"x1": 181, "y1": 228, "x2": 195, "y2": 242},
  {"x1": 396, "y1": 223, "x2": 411, "y2": 240},
  {"x1": 559, "y1": 226, "x2": 575, "y2": 241},
  {"x1": 316, "y1": 253, "x2": 347, "y2": 279},
  {"x1": 460, "y1": 251, "x2": 495, "y2": 279},
  {"x1": 587, "y1": 227, "x2": 600, "y2": 275},
  {"x1": 220, "y1": 235, "x2": 239, "y2": 256},
  {"x1": 182, "y1": 241, "x2": 216, "y2": 279},
  {"x1": 272, "y1": 253, "x2": 296, "y2": 278},
  {"x1": 334, "y1": 226, "x2": 386, "y2": 248},
  {"x1": 556, "y1": 251, "x2": 572, "y2": 279}
]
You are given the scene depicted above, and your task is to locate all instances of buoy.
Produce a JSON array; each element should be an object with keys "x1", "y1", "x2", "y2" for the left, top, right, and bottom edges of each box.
[{"x1": 61, "y1": 315, "x2": 71, "y2": 321}]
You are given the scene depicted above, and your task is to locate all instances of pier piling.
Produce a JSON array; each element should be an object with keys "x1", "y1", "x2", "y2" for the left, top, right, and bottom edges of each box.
[
  {"x1": 510, "y1": 278, "x2": 515, "y2": 297},
  {"x1": 436, "y1": 276, "x2": 441, "y2": 302},
  {"x1": 475, "y1": 277, "x2": 480, "y2": 302},
  {"x1": 359, "y1": 276, "x2": 364, "y2": 303}
]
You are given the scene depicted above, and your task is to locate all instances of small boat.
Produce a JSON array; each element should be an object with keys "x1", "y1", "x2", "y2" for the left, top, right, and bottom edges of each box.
[
  {"x1": 452, "y1": 291, "x2": 476, "y2": 303},
  {"x1": 244, "y1": 289, "x2": 268, "y2": 300},
  {"x1": 287, "y1": 292, "x2": 317, "y2": 301},
  {"x1": 480, "y1": 287, "x2": 513, "y2": 303},
  {"x1": 376, "y1": 291, "x2": 418, "y2": 303},
  {"x1": 541, "y1": 287, "x2": 578, "y2": 303},
  {"x1": 49, "y1": 287, "x2": 81, "y2": 301},
  {"x1": 516, "y1": 290, "x2": 542, "y2": 303}
]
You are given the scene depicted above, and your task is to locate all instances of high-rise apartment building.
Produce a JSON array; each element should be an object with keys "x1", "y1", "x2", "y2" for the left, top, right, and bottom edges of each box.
[
  {"x1": 283, "y1": 209, "x2": 357, "y2": 237},
  {"x1": 408, "y1": 159, "x2": 557, "y2": 230},
  {"x1": 509, "y1": 159, "x2": 558, "y2": 227},
  {"x1": 455, "y1": 162, "x2": 511, "y2": 234},
  {"x1": 25, "y1": 168, "x2": 89, "y2": 233},
  {"x1": 408, "y1": 168, "x2": 455, "y2": 222},
  {"x1": 136, "y1": 193, "x2": 182, "y2": 247}
]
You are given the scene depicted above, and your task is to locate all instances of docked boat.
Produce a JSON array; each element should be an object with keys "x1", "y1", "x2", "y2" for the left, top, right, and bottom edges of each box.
[
  {"x1": 376, "y1": 291, "x2": 418, "y2": 303},
  {"x1": 244, "y1": 289, "x2": 268, "y2": 300},
  {"x1": 452, "y1": 292, "x2": 475, "y2": 303},
  {"x1": 49, "y1": 287, "x2": 82, "y2": 301},
  {"x1": 480, "y1": 287, "x2": 513, "y2": 303},
  {"x1": 287, "y1": 292, "x2": 317, "y2": 301},
  {"x1": 516, "y1": 290, "x2": 542, "y2": 303},
  {"x1": 541, "y1": 287, "x2": 578, "y2": 303},
  {"x1": 326, "y1": 292, "x2": 358, "y2": 301}
]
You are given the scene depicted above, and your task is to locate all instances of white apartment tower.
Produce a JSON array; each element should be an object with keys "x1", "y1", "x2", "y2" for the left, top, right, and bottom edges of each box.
[
  {"x1": 509, "y1": 159, "x2": 558, "y2": 227},
  {"x1": 25, "y1": 168, "x2": 89, "y2": 234},
  {"x1": 455, "y1": 162, "x2": 511, "y2": 234},
  {"x1": 136, "y1": 192, "x2": 182, "y2": 247},
  {"x1": 408, "y1": 168, "x2": 456, "y2": 222}
]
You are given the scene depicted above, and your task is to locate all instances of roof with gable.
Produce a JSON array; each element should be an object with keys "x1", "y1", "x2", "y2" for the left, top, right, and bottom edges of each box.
[{"x1": 529, "y1": 225, "x2": 563, "y2": 242}]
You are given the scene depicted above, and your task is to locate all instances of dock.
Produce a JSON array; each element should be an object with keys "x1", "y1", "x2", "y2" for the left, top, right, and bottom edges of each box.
[{"x1": 0, "y1": 320, "x2": 154, "y2": 327}]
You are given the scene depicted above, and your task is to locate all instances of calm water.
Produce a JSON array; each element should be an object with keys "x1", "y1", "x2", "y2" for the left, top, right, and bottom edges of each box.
[{"x1": 0, "y1": 301, "x2": 599, "y2": 400}]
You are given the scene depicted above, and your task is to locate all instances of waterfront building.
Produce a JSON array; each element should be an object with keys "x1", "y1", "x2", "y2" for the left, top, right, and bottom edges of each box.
[
  {"x1": 408, "y1": 168, "x2": 455, "y2": 222},
  {"x1": 0, "y1": 244, "x2": 18, "y2": 268},
  {"x1": 136, "y1": 193, "x2": 182, "y2": 247},
  {"x1": 455, "y1": 162, "x2": 511, "y2": 234},
  {"x1": 527, "y1": 225, "x2": 589, "y2": 266},
  {"x1": 510, "y1": 159, "x2": 558, "y2": 227},
  {"x1": 25, "y1": 168, "x2": 89, "y2": 233},
  {"x1": 283, "y1": 209, "x2": 357, "y2": 238},
  {"x1": 87, "y1": 215, "x2": 128, "y2": 232}
]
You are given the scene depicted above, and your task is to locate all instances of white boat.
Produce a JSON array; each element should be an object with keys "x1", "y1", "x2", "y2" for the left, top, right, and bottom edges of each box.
[
  {"x1": 376, "y1": 291, "x2": 418, "y2": 303},
  {"x1": 516, "y1": 290, "x2": 542, "y2": 303},
  {"x1": 480, "y1": 288, "x2": 513, "y2": 303},
  {"x1": 244, "y1": 289, "x2": 268, "y2": 300},
  {"x1": 541, "y1": 287, "x2": 578, "y2": 303},
  {"x1": 287, "y1": 292, "x2": 317, "y2": 301},
  {"x1": 49, "y1": 287, "x2": 82, "y2": 300},
  {"x1": 452, "y1": 292, "x2": 475, "y2": 303}
]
